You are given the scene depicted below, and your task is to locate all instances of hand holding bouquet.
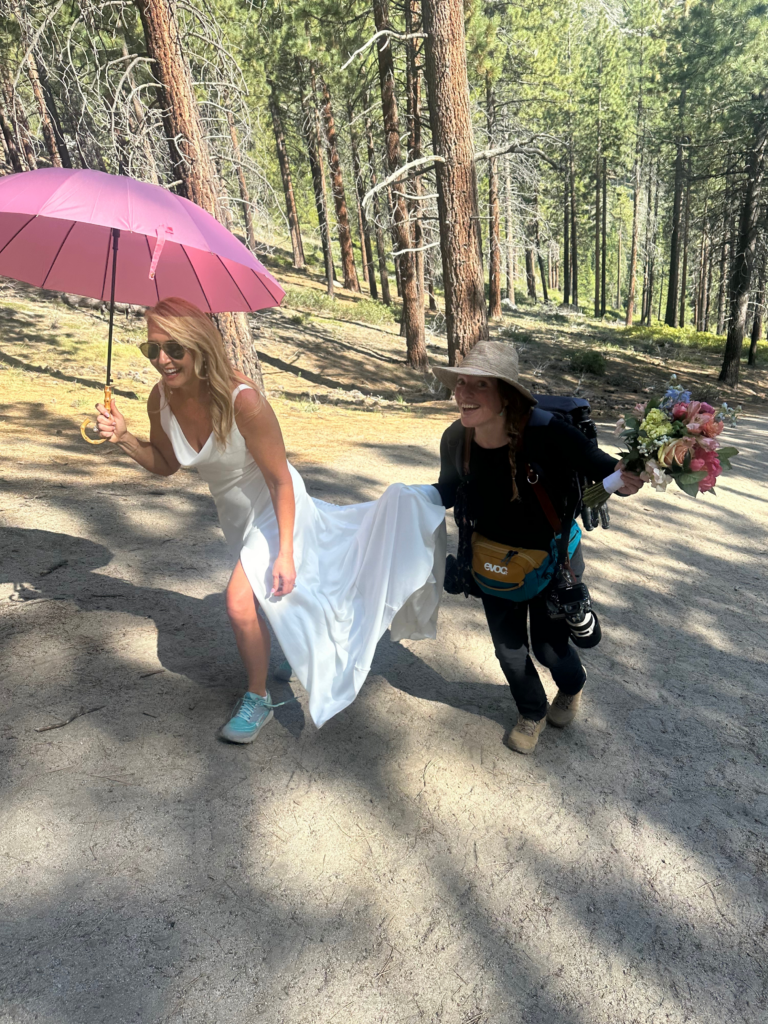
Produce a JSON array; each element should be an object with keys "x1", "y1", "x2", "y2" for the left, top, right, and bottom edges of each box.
[{"x1": 584, "y1": 378, "x2": 740, "y2": 507}]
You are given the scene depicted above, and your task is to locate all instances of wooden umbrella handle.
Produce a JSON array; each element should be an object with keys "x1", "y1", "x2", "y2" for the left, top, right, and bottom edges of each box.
[{"x1": 80, "y1": 385, "x2": 112, "y2": 445}]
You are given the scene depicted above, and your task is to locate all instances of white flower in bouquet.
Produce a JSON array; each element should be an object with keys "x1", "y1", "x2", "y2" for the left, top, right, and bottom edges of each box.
[{"x1": 639, "y1": 458, "x2": 671, "y2": 491}]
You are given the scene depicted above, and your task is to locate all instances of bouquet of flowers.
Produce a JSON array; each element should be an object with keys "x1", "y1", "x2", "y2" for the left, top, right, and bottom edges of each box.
[{"x1": 583, "y1": 377, "x2": 740, "y2": 507}]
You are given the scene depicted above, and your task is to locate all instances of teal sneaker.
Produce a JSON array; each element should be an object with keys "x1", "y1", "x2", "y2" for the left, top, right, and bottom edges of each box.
[{"x1": 220, "y1": 691, "x2": 275, "y2": 744}]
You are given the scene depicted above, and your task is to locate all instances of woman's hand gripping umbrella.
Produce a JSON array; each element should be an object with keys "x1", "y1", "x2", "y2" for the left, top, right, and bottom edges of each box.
[{"x1": 0, "y1": 166, "x2": 285, "y2": 442}]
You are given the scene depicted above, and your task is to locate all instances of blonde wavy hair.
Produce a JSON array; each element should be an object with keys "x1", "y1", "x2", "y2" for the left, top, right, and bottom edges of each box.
[{"x1": 145, "y1": 297, "x2": 261, "y2": 446}]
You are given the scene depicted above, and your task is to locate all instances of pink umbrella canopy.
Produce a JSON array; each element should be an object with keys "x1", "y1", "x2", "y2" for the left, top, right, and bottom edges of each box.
[{"x1": 0, "y1": 167, "x2": 284, "y2": 312}]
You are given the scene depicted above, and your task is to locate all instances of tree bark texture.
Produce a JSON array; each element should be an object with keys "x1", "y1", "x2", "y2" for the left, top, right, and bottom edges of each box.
[
  {"x1": 268, "y1": 83, "x2": 305, "y2": 269},
  {"x1": 422, "y1": 0, "x2": 487, "y2": 363},
  {"x1": 748, "y1": 249, "x2": 765, "y2": 366},
  {"x1": 226, "y1": 109, "x2": 257, "y2": 253},
  {"x1": 486, "y1": 77, "x2": 502, "y2": 319},
  {"x1": 679, "y1": 147, "x2": 692, "y2": 327},
  {"x1": 1, "y1": 67, "x2": 37, "y2": 170},
  {"x1": 626, "y1": 152, "x2": 641, "y2": 325},
  {"x1": 504, "y1": 155, "x2": 516, "y2": 305},
  {"x1": 716, "y1": 210, "x2": 730, "y2": 334},
  {"x1": 365, "y1": 112, "x2": 391, "y2": 305},
  {"x1": 136, "y1": 0, "x2": 261, "y2": 381},
  {"x1": 563, "y1": 173, "x2": 571, "y2": 305},
  {"x1": 525, "y1": 233, "x2": 537, "y2": 301},
  {"x1": 299, "y1": 62, "x2": 335, "y2": 296},
  {"x1": 406, "y1": 0, "x2": 425, "y2": 307},
  {"x1": 665, "y1": 137, "x2": 686, "y2": 327},
  {"x1": 720, "y1": 101, "x2": 768, "y2": 386},
  {"x1": 570, "y1": 142, "x2": 578, "y2": 306},
  {"x1": 601, "y1": 157, "x2": 607, "y2": 316},
  {"x1": 0, "y1": 88, "x2": 23, "y2": 172},
  {"x1": 320, "y1": 78, "x2": 360, "y2": 292},
  {"x1": 372, "y1": 0, "x2": 426, "y2": 368},
  {"x1": 349, "y1": 117, "x2": 377, "y2": 298}
]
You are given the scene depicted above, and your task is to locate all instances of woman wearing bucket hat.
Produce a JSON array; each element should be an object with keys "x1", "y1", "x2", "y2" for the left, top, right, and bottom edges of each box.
[{"x1": 432, "y1": 341, "x2": 644, "y2": 754}]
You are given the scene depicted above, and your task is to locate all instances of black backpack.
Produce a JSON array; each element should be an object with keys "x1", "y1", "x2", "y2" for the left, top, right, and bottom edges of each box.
[{"x1": 529, "y1": 394, "x2": 609, "y2": 532}]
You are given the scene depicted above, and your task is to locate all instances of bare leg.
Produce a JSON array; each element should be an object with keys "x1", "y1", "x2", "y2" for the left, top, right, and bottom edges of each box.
[{"x1": 226, "y1": 560, "x2": 270, "y2": 697}]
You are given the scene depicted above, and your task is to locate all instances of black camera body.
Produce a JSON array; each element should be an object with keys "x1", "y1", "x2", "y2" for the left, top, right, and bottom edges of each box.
[{"x1": 546, "y1": 572, "x2": 602, "y2": 648}]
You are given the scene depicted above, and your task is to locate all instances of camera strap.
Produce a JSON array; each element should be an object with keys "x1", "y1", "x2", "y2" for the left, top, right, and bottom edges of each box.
[{"x1": 525, "y1": 464, "x2": 578, "y2": 583}]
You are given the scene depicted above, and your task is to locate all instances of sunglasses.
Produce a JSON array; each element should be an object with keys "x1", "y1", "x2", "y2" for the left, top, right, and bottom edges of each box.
[{"x1": 140, "y1": 340, "x2": 188, "y2": 361}]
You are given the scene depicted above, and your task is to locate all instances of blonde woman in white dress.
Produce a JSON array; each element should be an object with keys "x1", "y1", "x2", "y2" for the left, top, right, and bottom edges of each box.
[{"x1": 95, "y1": 298, "x2": 445, "y2": 740}]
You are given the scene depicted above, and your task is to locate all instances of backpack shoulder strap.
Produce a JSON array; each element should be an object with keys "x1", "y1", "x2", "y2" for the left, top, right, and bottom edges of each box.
[{"x1": 462, "y1": 427, "x2": 474, "y2": 475}]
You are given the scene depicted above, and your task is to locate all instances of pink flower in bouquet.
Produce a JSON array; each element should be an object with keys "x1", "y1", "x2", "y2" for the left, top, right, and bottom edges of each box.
[
  {"x1": 695, "y1": 436, "x2": 720, "y2": 451},
  {"x1": 686, "y1": 412, "x2": 715, "y2": 434},
  {"x1": 671, "y1": 402, "x2": 689, "y2": 420},
  {"x1": 702, "y1": 418, "x2": 724, "y2": 438},
  {"x1": 684, "y1": 401, "x2": 702, "y2": 421},
  {"x1": 658, "y1": 436, "x2": 697, "y2": 467},
  {"x1": 690, "y1": 450, "x2": 722, "y2": 492},
  {"x1": 634, "y1": 403, "x2": 647, "y2": 414},
  {"x1": 699, "y1": 402, "x2": 715, "y2": 414}
]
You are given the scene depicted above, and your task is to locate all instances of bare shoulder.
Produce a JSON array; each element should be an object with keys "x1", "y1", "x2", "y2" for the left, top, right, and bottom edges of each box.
[{"x1": 233, "y1": 385, "x2": 265, "y2": 420}]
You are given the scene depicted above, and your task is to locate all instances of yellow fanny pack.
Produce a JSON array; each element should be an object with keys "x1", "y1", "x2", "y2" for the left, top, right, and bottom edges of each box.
[{"x1": 470, "y1": 524, "x2": 581, "y2": 601}]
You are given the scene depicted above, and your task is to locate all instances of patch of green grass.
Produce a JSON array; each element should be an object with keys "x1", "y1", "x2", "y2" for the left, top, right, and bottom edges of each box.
[
  {"x1": 282, "y1": 286, "x2": 398, "y2": 326},
  {"x1": 570, "y1": 350, "x2": 607, "y2": 376}
]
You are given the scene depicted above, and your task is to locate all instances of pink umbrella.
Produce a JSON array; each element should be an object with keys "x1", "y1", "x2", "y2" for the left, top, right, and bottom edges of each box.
[{"x1": 0, "y1": 167, "x2": 285, "y2": 441}]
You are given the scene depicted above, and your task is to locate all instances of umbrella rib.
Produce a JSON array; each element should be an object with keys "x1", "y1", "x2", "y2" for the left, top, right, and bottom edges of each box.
[
  {"x1": 144, "y1": 234, "x2": 160, "y2": 304},
  {"x1": 99, "y1": 228, "x2": 113, "y2": 301},
  {"x1": 0, "y1": 214, "x2": 36, "y2": 258},
  {"x1": 180, "y1": 245, "x2": 212, "y2": 312},
  {"x1": 214, "y1": 254, "x2": 252, "y2": 310},
  {"x1": 41, "y1": 222, "x2": 76, "y2": 288}
]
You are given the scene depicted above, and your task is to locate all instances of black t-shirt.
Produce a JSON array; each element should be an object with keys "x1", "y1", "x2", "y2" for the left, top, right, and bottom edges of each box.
[{"x1": 435, "y1": 416, "x2": 618, "y2": 548}]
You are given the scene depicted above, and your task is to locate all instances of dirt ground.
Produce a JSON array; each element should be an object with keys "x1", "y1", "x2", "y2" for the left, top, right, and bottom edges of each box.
[{"x1": 1, "y1": 278, "x2": 768, "y2": 1024}]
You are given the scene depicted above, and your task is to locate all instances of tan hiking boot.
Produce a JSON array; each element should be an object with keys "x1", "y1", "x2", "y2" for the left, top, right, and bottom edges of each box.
[
  {"x1": 506, "y1": 713, "x2": 547, "y2": 754},
  {"x1": 547, "y1": 689, "x2": 582, "y2": 728}
]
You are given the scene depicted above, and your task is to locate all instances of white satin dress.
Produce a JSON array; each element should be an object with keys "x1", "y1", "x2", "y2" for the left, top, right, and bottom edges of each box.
[{"x1": 160, "y1": 385, "x2": 447, "y2": 727}]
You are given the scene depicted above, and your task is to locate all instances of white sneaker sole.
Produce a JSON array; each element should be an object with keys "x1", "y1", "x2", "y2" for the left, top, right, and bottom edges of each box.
[{"x1": 220, "y1": 708, "x2": 273, "y2": 744}]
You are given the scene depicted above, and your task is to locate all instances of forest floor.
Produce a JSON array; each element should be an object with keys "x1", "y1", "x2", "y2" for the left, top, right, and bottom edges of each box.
[{"x1": 1, "y1": 260, "x2": 768, "y2": 1024}]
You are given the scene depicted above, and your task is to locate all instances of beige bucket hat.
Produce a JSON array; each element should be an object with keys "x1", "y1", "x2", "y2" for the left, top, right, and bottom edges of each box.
[{"x1": 433, "y1": 340, "x2": 535, "y2": 404}]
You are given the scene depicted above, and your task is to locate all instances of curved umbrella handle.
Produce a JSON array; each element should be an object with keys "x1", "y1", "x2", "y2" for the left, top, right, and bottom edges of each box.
[{"x1": 80, "y1": 385, "x2": 112, "y2": 445}]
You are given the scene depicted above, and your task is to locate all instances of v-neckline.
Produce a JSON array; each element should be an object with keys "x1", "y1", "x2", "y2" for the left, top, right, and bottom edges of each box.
[{"x1": 170, "y1": 408, "x2": 213, "y2": 456}]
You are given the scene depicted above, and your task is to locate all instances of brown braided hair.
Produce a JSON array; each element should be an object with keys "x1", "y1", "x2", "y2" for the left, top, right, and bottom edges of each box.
[{"x1": 497, "y1": 381, "x2": 535, "y2": 501}]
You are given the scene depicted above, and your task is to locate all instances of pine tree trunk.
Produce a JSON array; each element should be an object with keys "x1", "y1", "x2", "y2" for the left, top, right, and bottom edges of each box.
[
  {"x1": 386, "y1": 185, "x2": 403, "y2": 299},
  {"x1": 298, "y1": 62, "x2": 334, "y2": 296},
  {"x1": 601, "y1": 156, "x2": 607, "y2": 316},
  {"x1": 716, "y1": 211, "x2": 730, "y2": 334},
  {"x1": 594, "y1": 99, "x2": 602, "y2": 318},
  {"x1": 35, "y1": 61, "x2": 73, "y2": 168},
  {"x1": 0, "y1": 89, "x2": 23, "y2": 172},
  {"x1": 665, "y1": 137, "x2": 686, "y2": 327},
  {"x1": 679, "y1": 147, "x2": 692, "y2": 327},
  {"x1": 525, "y1": 230, "x2": 537, "y2": 301},
  {"x1": 617, "y1": 222, "x2": 622, "y2": 310},
  {"x1": 748, "y1": 249, "x2": 765, "y2": 366},
  {"x1": 563, "y1": 173, "x2": 571, "y2": 306},
  {"x1": 136, "y1": 0, "x2": 261, "y2": 382},
  {"x1": 406, "y1": 0, "x2": 425, "y2": 308},
  {"x1": 504, "y1": 155, "x2": 516, "y2": 304},
  {"x1": 704, "y1": 233, "x2": 714, "y2": 331},
  {"x1": 486, "y1": 77, "x2": 502, "y2": 319},
  {"x1": 626, "y1": 153, "x2": 641, "y2": 325},
  {"x1": 365, "y1": 111, "x2": 391, "y2": 305},
  {"x1": 372, "y1": 0, "x2": 426, "y2": 368},
  {"x1": 1, "y1": 68, "x2": 36, "y2": 170},
  {"x1": 534, "y1": 204, "x2": 548, "y2": 303},
  {"x1": 720, "y1": 101, "x2": 768, "y2": 386},
  {"x1": 349, "y1": 115, "x2": 377, "y2": 298},
  {"x1": 267, "y1": 84, "x2": 305, "y2": 269},
  {"x1": 570, "y1": 142, "x2": 578, "y2": 306},
  {"x1": 644, "y1": 166, "x2": 660, "y2": 324},
  {"x1": 226, "y1": 109, "x2": 257, "y2": 253},
  {"x1": 422, "y1": 0, "x2": 487, "y2": 362},
  {"x1": 23, "y1": 51, "x2": 62, "y2": 167},
  {"x1": 320, "y1": 78, "x2": 360, "y2": 292}
]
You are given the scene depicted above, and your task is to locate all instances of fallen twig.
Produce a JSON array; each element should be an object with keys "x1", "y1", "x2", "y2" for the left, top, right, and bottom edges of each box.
[
  {"x1": 139, "y1": 669, "x2": 164, "y2": 678},
  {"x1": 39, "y1": 559, "x2": 68, "y2": 577},
  {"x1": 35, "y1": 705, "x2": 105, "y2": 733}
]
